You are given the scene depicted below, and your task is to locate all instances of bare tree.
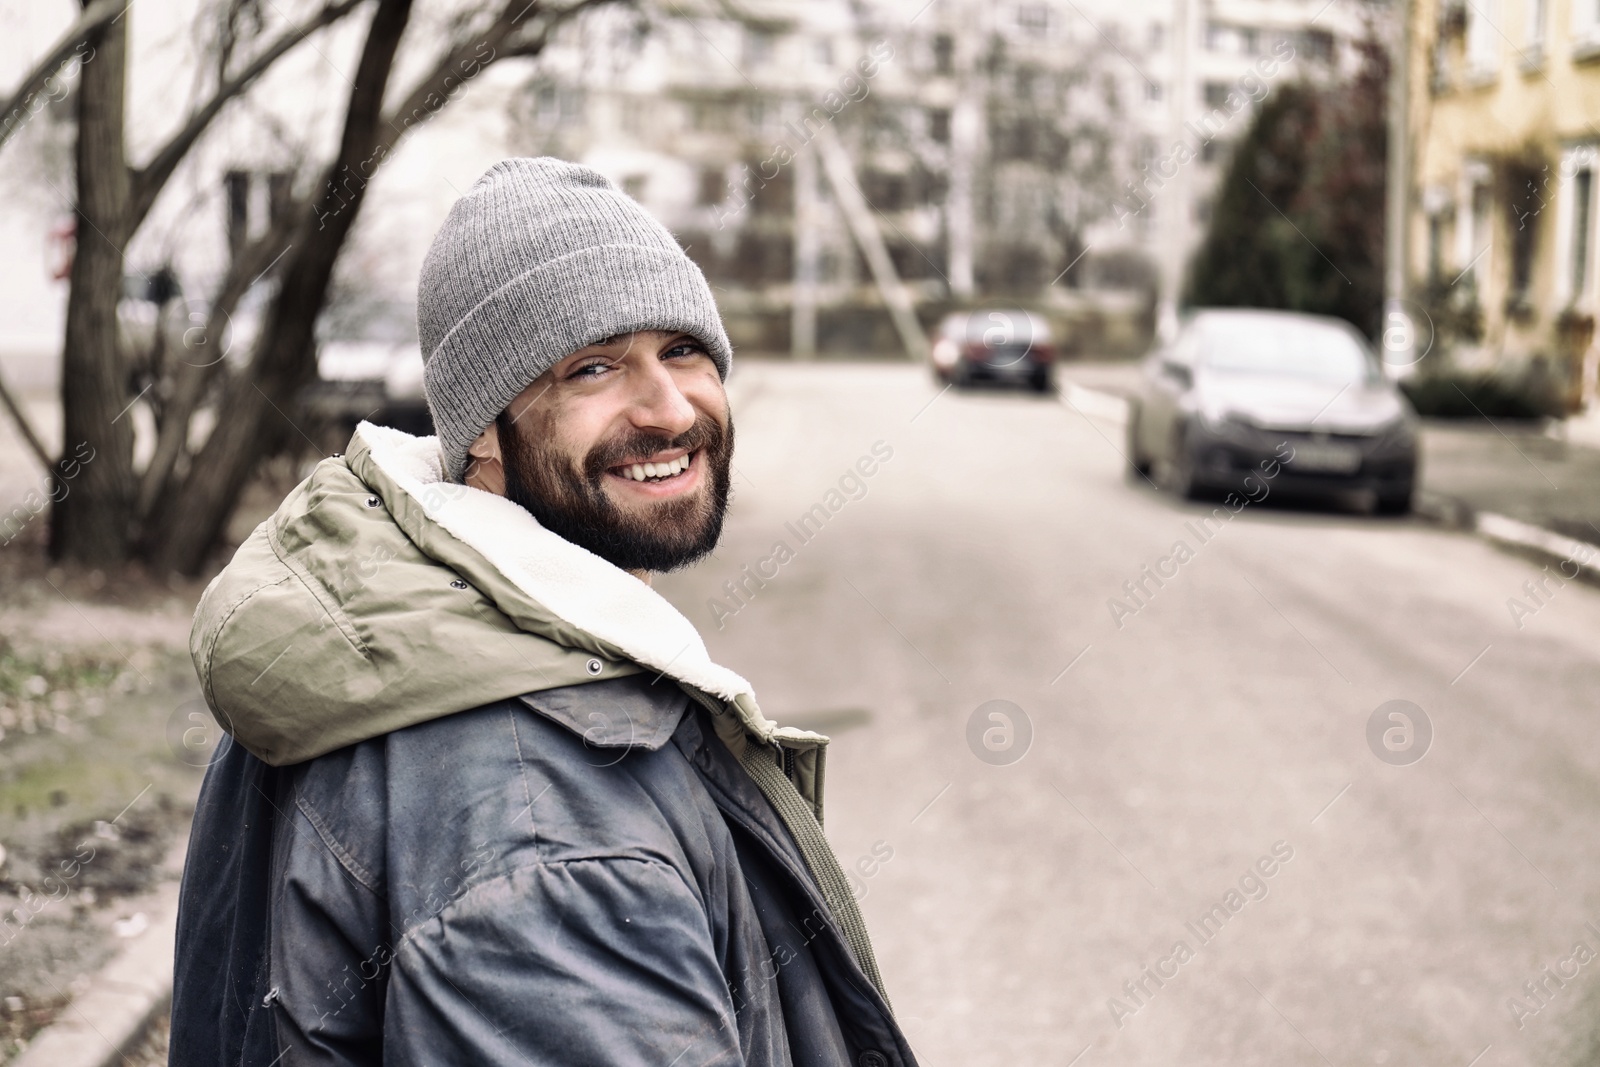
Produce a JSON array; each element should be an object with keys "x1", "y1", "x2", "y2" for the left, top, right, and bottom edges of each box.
[
  {"x1": 49, "y1": 0, "x2": 369, "y2": 564},
  {"x1": 34, "y1": 0, "x2": 617, "y2": 572}
]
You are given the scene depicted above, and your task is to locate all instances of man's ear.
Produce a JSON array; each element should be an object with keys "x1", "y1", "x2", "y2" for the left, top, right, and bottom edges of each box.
[{"x1": 463, "y1": 420, "x2": 506, "y2": 495}]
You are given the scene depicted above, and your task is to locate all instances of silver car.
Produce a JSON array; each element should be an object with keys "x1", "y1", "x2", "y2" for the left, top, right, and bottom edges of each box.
[{"x1": 1126, "y1": 309, "x2": 1419, "y2": 513}]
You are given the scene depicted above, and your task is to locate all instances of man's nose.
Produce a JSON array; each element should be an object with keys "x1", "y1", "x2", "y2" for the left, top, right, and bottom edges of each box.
[{"x1": 626, "y1": 359, "x2": 697, "y2": 437}]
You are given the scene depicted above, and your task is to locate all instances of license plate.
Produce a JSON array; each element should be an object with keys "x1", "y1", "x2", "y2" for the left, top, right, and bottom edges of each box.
[
  {"x1": 985, "y1": 346, "x2": 1031, "y2": 369},
  {"x1": 1289, "y1": 442, "x2": 1361, "y2": 473}
]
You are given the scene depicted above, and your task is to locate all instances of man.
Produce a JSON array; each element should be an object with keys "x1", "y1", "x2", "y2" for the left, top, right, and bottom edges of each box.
[{"x1": 170, "y1": 158, "x2": 914, "y2": 1067}]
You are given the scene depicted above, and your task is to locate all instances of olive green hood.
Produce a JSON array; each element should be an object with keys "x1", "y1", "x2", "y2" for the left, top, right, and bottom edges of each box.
[{"x1": 190, "y1": 421, "x2": 820, "y2": 778}]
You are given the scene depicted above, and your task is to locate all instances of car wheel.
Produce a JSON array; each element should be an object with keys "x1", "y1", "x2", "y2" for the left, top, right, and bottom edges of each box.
[
  {"x1": 1375, "y1": 485, "x2": 1414, "y2": 515},
  {"x1": 1125, "y1": 401, "x2": 1152, "y2": 479},
  {"x1": 1165, "y1": 426, "x2": 1203, "y2": 500},
  {"x1": 1030, "y1": 369, "x2": 1054, "y2": 394}
]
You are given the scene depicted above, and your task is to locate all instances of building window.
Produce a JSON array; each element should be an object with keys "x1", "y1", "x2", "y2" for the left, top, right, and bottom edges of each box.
[
  {"x1": 1428, "y1": 214, "x2": 1445, "y2": 284},
  {"x1": 1465, "y1": 0, "x2": 1499, "y2": 73},
  {"x1": 1206, "y1": 22, "x2": 1228, "y2": 50},
  {"x1": 224, "y1": 170, "x2": 250, "y2": 258},
  {"x1": 621, "y1": 98, "x2": 649, "y2": 135},
  {"x1": 1148, "y1": 22, "x2": 1165, "y2": 49},
  {"x1": 697, "y1": 168, "x2": 725, "y2": 207},
  {"x1": 1302, "y1": 28, "x2": 1335, "y2": 62},
  {"x1": 1204, "y1": 81, "x2": 1230, "y2": 108},
  {"x1": 691, "y1": 100, "x2": 732, "y2": 132},
  {"x1": 1201, "y1": 140, "x2": 1220, "y2": 163},
  {"x1": 928, "y1": 108, "x2": 951, "y2": 143},
  {"x1": 1574, "y1": 168, "x2": 1594, "y2": 298},
  {"x1": 1458, "y1": 169, "x2": 1494, "y2": 288},
  {"x1": 933, "y1": 34, "x2": 954, "y2": 74},
  {"x1": 1509, "y1": 184, "x2": 1539, "y2": 301},
  {"x1": 1526, "y1": 0, "x2": 1548, "y2": 47},
  {"x1": 1239, "y1": 27, "x2": 1260, "y2": 54},
  {"x1": 535, "y1": 85, "x2": 584, "y2": 127},
  {"x1": 746, "y1": 98, "x2": 768, "y2": 134},
  {"x1": 1573, "y1": 0, "x2": 1600, "y2": 44},
  {"x1": 745, "y1": 29, "x2": 774, "y2": 66},
  {"x1": 1017, "y1": 4, "x2": 1051, "y2": 32}
]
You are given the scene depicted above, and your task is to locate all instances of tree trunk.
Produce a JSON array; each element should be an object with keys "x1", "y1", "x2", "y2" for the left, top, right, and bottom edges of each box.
[
  {"x1": 50, "y1": 3, "x2": 134, "y2": 564},
  {"x1": 147, "y1": 0, "x2": 415, "y2": 574}
]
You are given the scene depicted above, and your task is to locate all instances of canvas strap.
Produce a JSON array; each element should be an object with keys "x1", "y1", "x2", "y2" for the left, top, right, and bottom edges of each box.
[{"x1": 735, "y1": 739, "x2": 890, "y2": 1009}]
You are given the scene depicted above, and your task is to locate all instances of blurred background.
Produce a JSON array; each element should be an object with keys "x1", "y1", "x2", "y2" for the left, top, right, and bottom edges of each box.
[{"x1": 1, "y1": 0, "x2": 1599, "y2": 1064}]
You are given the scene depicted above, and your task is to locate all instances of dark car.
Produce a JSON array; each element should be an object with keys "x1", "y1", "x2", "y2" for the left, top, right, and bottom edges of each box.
[
  {"x1": 931, "y1": 309, "x2": 1056, "y2": 393},
  {"x1": 1126, "y1": 309, "x2": 1419, "y2": 513}
]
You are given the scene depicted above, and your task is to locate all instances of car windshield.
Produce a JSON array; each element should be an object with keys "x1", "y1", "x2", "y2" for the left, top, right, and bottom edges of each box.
[
  {"x1": 964, "y1": 310, "x2": 1045, "y2": 347},
  {"x1": 1196, "y1": 317, "x2": 1374, "y2": 382}
]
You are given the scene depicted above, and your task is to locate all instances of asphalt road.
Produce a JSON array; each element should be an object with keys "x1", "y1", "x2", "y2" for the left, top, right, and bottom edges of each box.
[{"x1": 655, "y1": 360, "x2": 1600, "y2": 1067}]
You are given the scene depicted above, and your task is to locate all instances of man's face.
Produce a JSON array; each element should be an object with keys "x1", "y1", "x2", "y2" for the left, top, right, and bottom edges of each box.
[{"x1": 472, "y1": 331, "x2": 734, "y2": 574}]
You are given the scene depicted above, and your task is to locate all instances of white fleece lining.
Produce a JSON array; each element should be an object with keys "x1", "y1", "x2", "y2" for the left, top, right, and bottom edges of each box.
[{"x1": 355, "y1": 422, "x2": 765, "y2": 715}]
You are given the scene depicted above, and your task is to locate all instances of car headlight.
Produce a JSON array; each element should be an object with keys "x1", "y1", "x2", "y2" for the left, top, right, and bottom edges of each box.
[
  {"x1": 1372, "y1": 414, "x2": 1417, "y2": 448},
  {"x1": 1197, "y1": 407, "x2": 1254, "y2": 438}
]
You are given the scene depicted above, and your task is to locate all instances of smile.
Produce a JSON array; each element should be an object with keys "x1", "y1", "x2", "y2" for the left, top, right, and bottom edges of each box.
[{"x1": 617, "y1": 451, "x2": 693, "y2": 482}]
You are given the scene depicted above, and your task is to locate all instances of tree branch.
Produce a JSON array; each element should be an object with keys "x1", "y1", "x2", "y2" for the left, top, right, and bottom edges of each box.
[
  {"x1": 126, "y1": 0, "x2": 367, "y2": 231},
  {"x1": 0, "y1": 0, "x2": 126, "y2": 155},
  {"x1": 136, "y1": 220, "x2": 296, "y2": 518},
  {"x1": 0, "y1": 366, "x2": 53, "y2": 475},
  {"x1": 374, "y1": 0, "x2": 610, "y2": 151}
]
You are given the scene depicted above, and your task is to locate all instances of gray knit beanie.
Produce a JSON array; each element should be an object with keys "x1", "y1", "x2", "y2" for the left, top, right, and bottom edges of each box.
[{"x1": 418, "y1": 157, "x2": 733, "y2": 482}]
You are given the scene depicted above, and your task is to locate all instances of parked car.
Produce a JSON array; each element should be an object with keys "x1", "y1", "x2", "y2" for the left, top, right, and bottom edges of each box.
[
  {"x1": 303, "y1": 339, "x2": 432, "y2": 454},
  {"x1": 1126, "y1": 308, "x2": 1419, "y2": 513},
  {"x1": 931, "y1": 309, "x2": 1056, "y2": 393}
]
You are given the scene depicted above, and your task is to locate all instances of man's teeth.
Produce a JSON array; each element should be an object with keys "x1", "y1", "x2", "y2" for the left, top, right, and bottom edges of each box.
[{"x1": 623, "y1": 453, "x2": 692, "y2": 481}]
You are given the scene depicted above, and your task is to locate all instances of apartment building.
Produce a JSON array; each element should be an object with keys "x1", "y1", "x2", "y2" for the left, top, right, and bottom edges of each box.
[{"x1": 1407, "y1": 0, "x2": 1600, "y2": 401}]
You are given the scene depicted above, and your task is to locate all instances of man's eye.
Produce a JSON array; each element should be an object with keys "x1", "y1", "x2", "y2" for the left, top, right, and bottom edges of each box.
[
  {"x1": 571, "y1": 360, "x2": 612, "y2": 378},
  {"x1": 666, "y1": 343, "x2": 707, "y2": 359}
]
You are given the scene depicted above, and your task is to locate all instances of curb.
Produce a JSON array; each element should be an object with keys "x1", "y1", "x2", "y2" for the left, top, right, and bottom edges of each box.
[
  {"x1": 1060, "y1": 382, "x2": 1131, "y2": 424},
  {"x1": 12, "y1": 846, "x2": 184, "y2": 1067},
  {"x1": 1061, "y1": 379, "x2": 1600, "y2": 580},
  {"x1": 1420, "y1": 497, "x2": 1600, "y2": 583}
]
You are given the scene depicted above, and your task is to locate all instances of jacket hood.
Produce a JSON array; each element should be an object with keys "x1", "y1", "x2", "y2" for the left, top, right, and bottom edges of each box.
[{"x1": 191, "y1": 422, "x2": 806, "y2": 767}]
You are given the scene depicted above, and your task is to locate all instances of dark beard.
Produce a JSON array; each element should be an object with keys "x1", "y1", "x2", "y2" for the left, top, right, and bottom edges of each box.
[{"x1": 495, "y1": 405, "x2": 734, "y2": 574}]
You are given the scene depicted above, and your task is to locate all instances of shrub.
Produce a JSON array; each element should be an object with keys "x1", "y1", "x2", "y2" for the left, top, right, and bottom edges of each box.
[{"x1": 1399, "y1": 368, "x2": 1564, "y2": 419}]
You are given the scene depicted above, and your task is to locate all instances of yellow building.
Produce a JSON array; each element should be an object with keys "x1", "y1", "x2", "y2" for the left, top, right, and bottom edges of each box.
[{"x1": 1408, "y1": 0, "x2": 1600, "y2": 404}]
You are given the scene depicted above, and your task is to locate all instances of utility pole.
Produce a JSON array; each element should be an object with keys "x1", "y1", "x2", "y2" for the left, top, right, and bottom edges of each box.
[
  {"x1": 792, "y1": 143, "x2": 820, "y2": 360},
  {"x1": 815, "y1": 125, "x2": 931, "y2": 363},
  {"x1": 946, "y1": 0, "x2": 979, "y2": 298},
  {"x1": 1382, "y1": 0, "x2": 1415, "y2": 375},
  {"x1": 1156, "y1": 0, "x2": 1194, "y2": 343},
  {"x1": 947, "y1": 93, "x2": 978, "y2": 299}
]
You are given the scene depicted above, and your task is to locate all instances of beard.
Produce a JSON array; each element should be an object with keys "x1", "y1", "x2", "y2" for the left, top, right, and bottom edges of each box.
[{"x1": 495, "y1": 404, "x2": 734, "y2": 574}]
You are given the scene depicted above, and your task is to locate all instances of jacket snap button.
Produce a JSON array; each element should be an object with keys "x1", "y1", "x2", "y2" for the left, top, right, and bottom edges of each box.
[
  {"x1": 859, "y1": 1052, "x2": 888, "y2": 1067},
  {"x1": 449, "y1": 579, "x2": 468, "y2": 590},
  {"x1": 585, "y1": 658, "x2": 603, "y2": 676},
  {"x1": 364, "y1": 496, "x2": 381, "y2": 508},
  {"x1": 330, "y1": 452, "x2": 343, "y2": 458},
  {"x1": 262, "y1": 986, "x2": 280, "y2": 1007}
]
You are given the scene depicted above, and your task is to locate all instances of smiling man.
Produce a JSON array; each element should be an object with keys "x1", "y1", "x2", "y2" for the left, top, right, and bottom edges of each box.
[
  {"x1": 468, "y1": 328, "x2": 735, "y2": 580},
  {"x1": 169, "y1": 159, "x2": 914, "y2": 1067}
]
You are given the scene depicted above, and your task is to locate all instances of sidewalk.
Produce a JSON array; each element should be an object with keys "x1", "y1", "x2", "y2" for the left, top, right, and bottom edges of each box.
[{"x1": 1419, "y1": 420, "x2": 1600, "y2": 546}]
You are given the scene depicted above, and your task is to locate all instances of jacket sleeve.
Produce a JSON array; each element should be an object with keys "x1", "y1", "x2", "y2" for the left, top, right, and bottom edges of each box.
[{"x1": 381, "y1": 856, "x2": 749, "y2": 1067}]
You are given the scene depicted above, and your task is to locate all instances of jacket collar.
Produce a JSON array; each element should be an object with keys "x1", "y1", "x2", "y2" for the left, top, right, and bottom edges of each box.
[{"x1": 348, "y1": 421, "x2": 788, "y2": 746}]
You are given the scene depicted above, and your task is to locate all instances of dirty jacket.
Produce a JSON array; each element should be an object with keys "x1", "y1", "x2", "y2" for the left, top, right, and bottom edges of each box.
[{"x1": 169, "y1": 422, "x2": 913, "y2": 1067}]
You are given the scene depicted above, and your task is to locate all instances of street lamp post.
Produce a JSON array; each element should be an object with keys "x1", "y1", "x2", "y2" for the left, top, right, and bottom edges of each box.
[{"x1": 1383, "y1": 0, "x2": 1415, "y2": 375}]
